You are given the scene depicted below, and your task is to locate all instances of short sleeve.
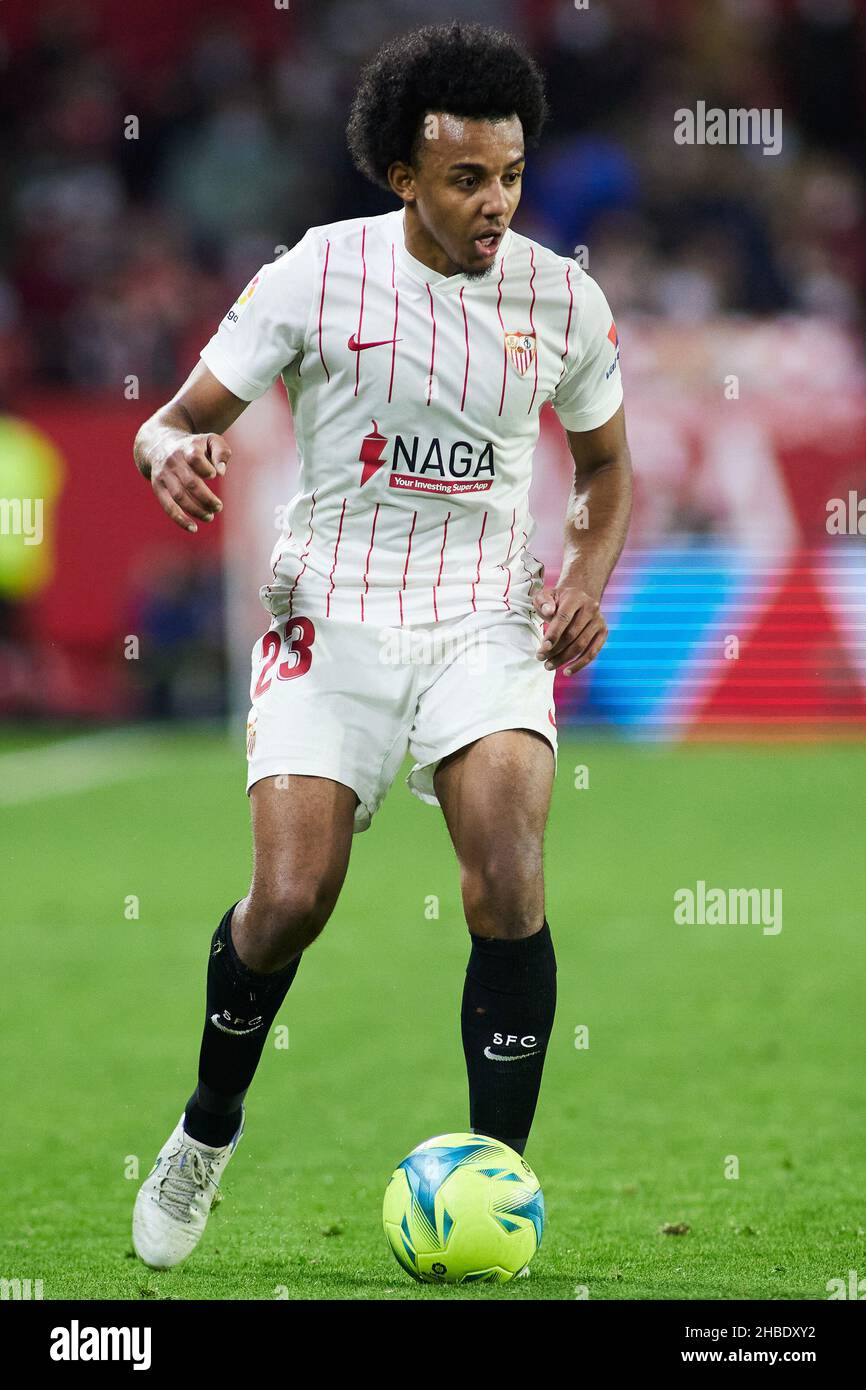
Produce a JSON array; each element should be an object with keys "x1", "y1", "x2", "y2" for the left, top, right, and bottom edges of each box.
[
  {"x1": 199, "y1": 232, "x2": 318, "y2": 402},
  {"x1": 551, "y1": 270, "x2": 623, "y2": 431}
]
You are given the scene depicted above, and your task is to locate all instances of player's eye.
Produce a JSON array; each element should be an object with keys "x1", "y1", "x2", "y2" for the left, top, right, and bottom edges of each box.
[{"x1": 457, "y1": 176, "x2": 477, "y2": 189}]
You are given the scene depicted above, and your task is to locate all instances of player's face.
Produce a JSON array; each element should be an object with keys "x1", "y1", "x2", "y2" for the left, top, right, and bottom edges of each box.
[{"x1": 398, "y1": 114, "x2": 525, "y2": 278}]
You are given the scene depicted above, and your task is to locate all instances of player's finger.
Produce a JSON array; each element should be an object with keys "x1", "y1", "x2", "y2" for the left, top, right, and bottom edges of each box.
[
  {"x1": 175, "y1": 480, "x2": 219, "y2": 522},
  {"x1": 535, "y1": 595, "x2": 573, "y2": 653},
  {"x1": 153, "y1": 478, "x2": 198, "y2": 533},
  {"x1": 532, "y1": 586, "x2": 557, "y2": 621},
  {"x1": 206, "y1": 434, "x2": 232, "y2": 477},
  {"x1": 563, "y1": 631, "x2": 607, "y2": 675},
  {"x1": 537, "y1": 595, "x2": 594, "y2": 659},
  {"x1": 561, "y1": 626, "x2": 608, "y2": 676},
  {"x1": 161, "y1": 473, "x2": 216, "y2": 524},
  {"x1": 542, "y1": 605, "x2": 596, "y2": 662},
  {"x1": 176, "y1": 466, "x2": 223, "y2": 515},
  {"x1": 185, "y1": 448, "x2": 218, "y2": 480},
  {"x1": 546, "y1": 614, "x2": 606, "y2": 670}
]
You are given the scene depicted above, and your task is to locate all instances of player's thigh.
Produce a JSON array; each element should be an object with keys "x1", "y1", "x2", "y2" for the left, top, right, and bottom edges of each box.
[
  {"x1": 435, "y1": 730, "x2": 553, "y2": 936},
  {"x1": 433, "y1": 728, "x2": 554, "y2": 872},
  {"x1": 248, "y1": 773, "x2": 359, "y2": 912},
  {"x1": 413, "y1": 609, "x2": 557, "y2": 873}
]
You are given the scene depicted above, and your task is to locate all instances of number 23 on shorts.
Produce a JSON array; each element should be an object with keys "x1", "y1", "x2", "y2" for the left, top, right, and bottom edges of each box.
[{"x1": 253, "y1": 617, "x2": 316, "y2": 697}]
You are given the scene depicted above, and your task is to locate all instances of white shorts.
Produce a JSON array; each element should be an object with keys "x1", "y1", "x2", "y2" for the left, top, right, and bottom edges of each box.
[{"x1": 245, "y1": 607, "x2": 557, "y2": 832}]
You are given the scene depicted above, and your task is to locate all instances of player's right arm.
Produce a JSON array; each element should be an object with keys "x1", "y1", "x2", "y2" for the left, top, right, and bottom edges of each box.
[
  {"x1": 136, "y1": 231, "x2": 317, "y2": 531},
  {"x1": 133, "y1": 362, "x2": 249, "y2": 533}
]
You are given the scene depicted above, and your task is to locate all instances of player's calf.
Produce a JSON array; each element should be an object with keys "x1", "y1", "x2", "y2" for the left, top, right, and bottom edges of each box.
[
  {"x1": 461, "y1": 921, "x2": 557, "y2": 1156},
  {"x1": 183, "y1": 902, "x2": 303, "y2": 1148}
]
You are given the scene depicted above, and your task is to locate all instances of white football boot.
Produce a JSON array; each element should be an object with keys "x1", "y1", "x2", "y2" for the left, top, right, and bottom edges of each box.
[{"x1": 132, "y1": 1110, "x2": 244, "y2": 1269}]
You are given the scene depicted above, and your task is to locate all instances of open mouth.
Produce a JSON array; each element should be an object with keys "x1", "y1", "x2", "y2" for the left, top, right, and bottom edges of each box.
[{"x1": 473, "y1": 230, "x2": 502, "y2": 259}]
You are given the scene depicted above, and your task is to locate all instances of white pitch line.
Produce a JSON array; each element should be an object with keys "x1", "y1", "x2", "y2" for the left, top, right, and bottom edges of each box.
[{"x1": 0, "y1": 728, "x2": 179, "y2": 807}]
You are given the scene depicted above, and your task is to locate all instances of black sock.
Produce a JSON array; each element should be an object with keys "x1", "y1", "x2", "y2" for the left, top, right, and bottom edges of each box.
[
  {"x1": 183, "y1": 904, "x2": 301, "y2": 1147},
  {"x1": 461, "y1": 921, "x2": 556, "y2": 1155}
]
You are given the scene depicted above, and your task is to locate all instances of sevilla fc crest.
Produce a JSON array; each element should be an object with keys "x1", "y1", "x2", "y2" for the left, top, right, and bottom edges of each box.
[{"x1": 504, "y1": 330, "x2": 536, "y2": 377}]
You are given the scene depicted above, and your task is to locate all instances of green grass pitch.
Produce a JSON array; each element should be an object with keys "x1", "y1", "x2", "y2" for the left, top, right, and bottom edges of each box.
[{"x1": 1, "y1": 728, "x2": 863, "y2": 1300}]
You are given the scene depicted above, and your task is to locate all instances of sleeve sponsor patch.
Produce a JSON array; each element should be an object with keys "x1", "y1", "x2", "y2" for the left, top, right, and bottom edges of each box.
[{"x1": 223, "y1": 271, "x2": 263, "y2": 333}]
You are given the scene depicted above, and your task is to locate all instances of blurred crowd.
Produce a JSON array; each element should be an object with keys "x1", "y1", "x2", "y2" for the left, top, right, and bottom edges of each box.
[{"x1": 0, "y1": 0, "x2": 864, "y2": 398}]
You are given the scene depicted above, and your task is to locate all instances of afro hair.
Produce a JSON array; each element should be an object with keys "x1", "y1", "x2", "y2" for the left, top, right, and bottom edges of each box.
[{"x1": 347, "y1": 22, "x2": 549, "y2": 188}]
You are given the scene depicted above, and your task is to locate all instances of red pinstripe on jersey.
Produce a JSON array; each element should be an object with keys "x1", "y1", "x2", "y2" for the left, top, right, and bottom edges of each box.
[
  {"x1": 470, "y1": 510, "x2": 488, "y2": 612},
  {"x1": 500, "y1": 506, "x2": 517, "y2": 609},
  {"x1": 495, "y1": 260, "x2": 507, "y2": 416},
  {"x1": 425, "y1": 283, "x2": 437, "y2": 407},
  {"x1": 388, "y1": 243, "x2": 399, "y2": 404},
  {"x1": 265, "y1": 530, "x2": 293, "y2": 601},
  {"x1": 519, "y1": 530, "x2": 536, "y2": 594},
  {"x1": 432, "y1": 510, "x2": 451, "y2": 621},
  {"x1": 354, "y1": 226, "x2": 367, "y2": 398},
  {"x1": 326, "y1": 497, "x2": 347, "y2": 616},
  {"x1": 556, "y1": 262, "x2": 574, "y2": 386},
  {"x1": 317, "y1": 242, "x2": 331, "y2": 381},
  {"x1": 527, "y1": 246, "x2": 539, "y2": 413},
  {"x1": 360, "y1": 502, "x2": 381, "y2": 622},
  {"x1": 459, "y1": 286, "x2": 470, "y2": 412},
  {"x1": 398, "y1": 510, "x2": 418, "y2": 626},
  {"x1": 287, "y1": 491, "x2": 318, "y2": 618}
]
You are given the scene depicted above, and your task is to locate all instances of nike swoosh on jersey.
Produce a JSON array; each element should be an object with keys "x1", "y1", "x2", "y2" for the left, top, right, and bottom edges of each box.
[
  {"x1": 347, "y1": 334, "x2": 402, "y2": 352},
  {"x1": 483, "y1": 1046, "x2": 542, "y2": 1062}
]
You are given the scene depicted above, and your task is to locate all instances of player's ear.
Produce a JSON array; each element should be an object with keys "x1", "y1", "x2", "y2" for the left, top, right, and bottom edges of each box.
[{"x1": 388, "y1": 162, "x2": 416, "y2": 204}]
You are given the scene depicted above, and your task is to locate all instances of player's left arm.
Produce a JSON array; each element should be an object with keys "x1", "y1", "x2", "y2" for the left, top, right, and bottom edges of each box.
[{"x1": 533, "y1": 403, "x2": 632, "y2": 676}]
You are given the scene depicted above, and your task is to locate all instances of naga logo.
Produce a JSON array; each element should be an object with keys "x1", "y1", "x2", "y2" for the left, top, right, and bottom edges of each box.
[
  {"x1": 359, "y1": 420, "x2": 388, "y2": 486},
  {"x1": 357, "y1": 420, "x2": 496, "y2": 494}
]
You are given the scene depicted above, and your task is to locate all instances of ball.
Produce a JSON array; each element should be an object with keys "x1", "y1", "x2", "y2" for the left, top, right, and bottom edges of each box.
[{"x1": 382, "y1": 1132, "x2": 544, "y2": 1284}]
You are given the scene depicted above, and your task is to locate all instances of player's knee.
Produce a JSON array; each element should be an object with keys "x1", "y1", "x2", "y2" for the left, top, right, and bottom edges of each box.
[
  {"x1": 460, "y1": 843, "x2": 543, "y2": 935},
  {"x1": 246, "y1": 878, "x2": 338, "y2": 961}
]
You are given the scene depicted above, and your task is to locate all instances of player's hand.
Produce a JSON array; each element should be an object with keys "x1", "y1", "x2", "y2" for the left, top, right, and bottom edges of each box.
[
  {"x1": 533, "y1": 583, "x2": 608, "y2": 676},
  {"x1": 150, "y1": 433, "x2": 231, "y2": 533}
]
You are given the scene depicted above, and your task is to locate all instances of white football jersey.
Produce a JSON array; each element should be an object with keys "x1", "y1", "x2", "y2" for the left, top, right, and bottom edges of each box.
[{"x1": 200, "y1": 208, "x2": 622, "y2": 627}]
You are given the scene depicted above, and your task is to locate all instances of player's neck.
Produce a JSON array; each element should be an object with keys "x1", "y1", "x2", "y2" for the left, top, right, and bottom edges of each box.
[{"x1": 401, "y1": 205, "x2": 461, "y2": 278}]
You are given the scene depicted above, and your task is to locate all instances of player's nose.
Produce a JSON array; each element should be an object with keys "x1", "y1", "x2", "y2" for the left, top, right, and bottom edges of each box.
[{"x1": 481, "y1": 180, "x2": 510, "y2": 217}]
